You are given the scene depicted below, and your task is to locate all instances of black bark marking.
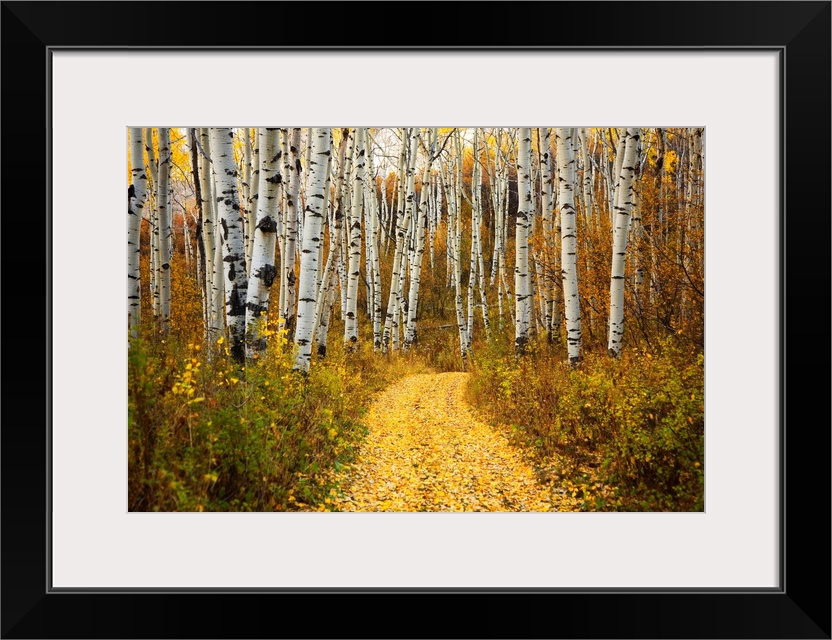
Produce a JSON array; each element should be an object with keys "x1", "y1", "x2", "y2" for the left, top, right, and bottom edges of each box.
[
  {"x1": 261, "y1": 263, "x2": 277, "y2": 287},
  {"x1": 228, "y1": 286, "x2": 246, "y2": 316},
  {"x1": 247, "y1": 301, "x2": 268, "y2": 315},
  {"x1": 221, "y1": 218, "x2": 228, "y2": 240},
  {"x1": 256, "y1": 215, "x2": 278, "y2": 233},
  {"x1": 231, "y1": 339, "x2": 245, "y2": 364}
]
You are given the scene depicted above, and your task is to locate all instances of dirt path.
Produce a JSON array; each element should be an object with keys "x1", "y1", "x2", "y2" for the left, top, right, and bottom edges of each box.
[{"x1": 330, "y1": 372, "x2": 561, "y2": 512}]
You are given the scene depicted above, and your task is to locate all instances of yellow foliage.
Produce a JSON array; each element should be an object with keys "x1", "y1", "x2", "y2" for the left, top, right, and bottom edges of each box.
[{"x1": 329, "y1": 373, "x2": 571, "y2": 512}]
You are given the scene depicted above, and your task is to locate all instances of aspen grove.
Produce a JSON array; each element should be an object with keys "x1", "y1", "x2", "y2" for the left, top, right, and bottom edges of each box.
[{"x1": 128, "y1": 127, "x2": 704, "y2": 512}]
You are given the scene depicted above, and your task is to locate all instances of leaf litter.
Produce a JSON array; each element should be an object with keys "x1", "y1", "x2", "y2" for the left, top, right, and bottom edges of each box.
[{"x1": 328, "y1": 372, "x2": 583, "y2": 512}]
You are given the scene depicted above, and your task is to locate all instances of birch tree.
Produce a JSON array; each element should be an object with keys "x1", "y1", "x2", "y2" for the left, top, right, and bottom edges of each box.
[
  {"x1": 537, "y1": 128, "x2": 555, "y2": 342},
  {"x1": 555, "y1": 128, "x2": 581, "y2": 365},
  {"x1": 469, "y1": 128, "x2": 490, "y2": 344},
  {"x1": 364, "y1": 134, "x2": 384, "y2": 350},
  {"x1": 157, "y1": 128, "x2": 172, "y2": 335},
  {"x1": 128, "y1": 128, "x2": 147, "y2": 339},
  {"x1": 210, "y1": 127, "x2": 248, "y2": 363},
  {"x1": 382, "y1": 128, "x2": 419, "y2": 353},
  {"x1": 245, "y1": 128, "x2": 280, "y2": 358},
  {"x1": 189, "y1": 129, "x2": 208, "y2": 328},
  {"x1": 608, "y1": 128, "x2": 639, "y2": 357},
  {"x1": 442, "y1": 162, "x2": 468, "y2": 364},
  {"x1": 314, "y1": 129, "x2": 349, "y2": 358},
  {"x1": 143, "y1": 129, "x2": 160, "y2": 321},
  {"x1": 196, "y1": 128, "x2": 224, "y2": 340},
  {"x1": 242, "y1": 128, "x2": 256, "y2": 268},
  {"x1": 577, "y1": 128, "x2": 593, "y2": 225},
  {"x1": 345, "y1": 127, "x2": 366, "y2": 345},
  {"x1": 294, "y1": 128, "x2": 331, "y2": 372},
  {"x1": 514, "y1": 128, "x2": 532, "y2": 355},
  {"x1": 404, "y1": 128, "x2": 436, "y2": 347},
  {"x1": 281, "y1": 128, "x2": 302, "y2": 335}
]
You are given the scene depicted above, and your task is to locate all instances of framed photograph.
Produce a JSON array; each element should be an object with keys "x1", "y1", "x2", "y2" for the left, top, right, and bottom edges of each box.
[{"x1": 4, "y1": 1, "x2": 829, "y2": 637}]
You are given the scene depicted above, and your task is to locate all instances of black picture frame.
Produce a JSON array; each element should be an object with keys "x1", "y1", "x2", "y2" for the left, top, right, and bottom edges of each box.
[{"x1": 2, "y1": 2, "x2": 829, "y2": 638}]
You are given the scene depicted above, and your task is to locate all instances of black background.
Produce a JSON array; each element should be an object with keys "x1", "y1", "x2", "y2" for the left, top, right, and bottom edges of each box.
[{"x1": 2, "y1": 2, "x2": 829, "y2": 638}]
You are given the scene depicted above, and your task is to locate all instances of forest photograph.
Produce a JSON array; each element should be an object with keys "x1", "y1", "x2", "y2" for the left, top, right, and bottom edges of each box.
[{"x1": 127, "y1": 126, "x2": 704, "y2": 513}]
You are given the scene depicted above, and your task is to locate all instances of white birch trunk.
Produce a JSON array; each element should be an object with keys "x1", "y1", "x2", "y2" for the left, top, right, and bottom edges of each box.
[
  {"x1": 282, "y1": 128, "x2": 302, "y2": 336},
  {"x1": 315, "y1": 129, "x2": 349, "y2": 357},
  {"x1": 144, "y1": 129, "x2": 161, "y2": 322},
  {"x1": 157, "y1": 128, "x2": 172, "y2": 335},
  {"x1": 196, "y1": 128, "x2": 220, "y2": 340},
  {"x1": 428, "y1": 174, "x2": 436, "y2": 271},
  {"x1": 556, "y1": 128, "x2": 582, "y2": 365},
  {"x1": 364, "y1": 141, "x2": 384, "y2": 350},
  {"x1": 338, "y1": 129, "x2": 354, "y2": 320},
  {"x1": 471, "y1": 129, "x2": 491, "y2": 342},
  {"x1": 404, "y1": 128, "x2": 436, "y2": 347},
  {"x1": 382, "y1": 128, "x2": 419, "y2": 353},
  {"x1": 211, "y1": 227, "x2": 225, "y2": 339},
  {"x1": 608, "y1": 128, "x2": 639, "y2": 357},
  {"x1": 243, "y1": 128, "x2": 256, "y2": 270},
  {"x1": 466, "y1": 196, "x2": 476, "y2": 350},
  {"x1": 188, "y1": 129, "x2": 208, "y2": 329},
  {"x1": 245, "y1": 128, "x2": 280, "y2": 358},
  {"x1": 441, "y1": 165, "x2": 468, "y2": 364},
  {"x1": 294, "y1": 128, "x2": 331, "y2": 372},
  {"x1": 344, "y1": 127, "x2": 366, "y2": 345},
  {"x1": 610, "y1": 128, "x2": 626, "y2": 224},
  {"x1": 578, "y1": 128, "x2": 593, "y2": 224},
  {"x1": 210, "y1": 127, "x2": 248, "y2": 363},
  {"x1": 514, "y1": 128, "x2": 532, "y2": 355},
  {"x1": 128, "y1": 128, "x2": 147, "y2": 340},
  {"x1": 538, "y1": 128, "x2": 555, "y2": 341},
  {"x1": 207, "y1": 130, "x2": 226, "y2": 338}
]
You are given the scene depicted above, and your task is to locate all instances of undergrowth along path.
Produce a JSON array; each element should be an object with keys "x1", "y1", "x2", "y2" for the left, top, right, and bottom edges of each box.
[{"x1": 330, "y1": 372, "x2": 568, "y2": 512}]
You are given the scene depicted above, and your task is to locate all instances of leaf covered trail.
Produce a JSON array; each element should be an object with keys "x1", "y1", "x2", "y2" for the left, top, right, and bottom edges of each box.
[{"x1": 331, "y1": 372, "x2": 564, "y2": 512}]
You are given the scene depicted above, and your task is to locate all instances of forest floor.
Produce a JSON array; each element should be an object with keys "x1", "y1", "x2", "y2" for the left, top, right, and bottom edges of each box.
[{"x1": 329, "y1": 372, "x2": 578, "y2": 512}]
